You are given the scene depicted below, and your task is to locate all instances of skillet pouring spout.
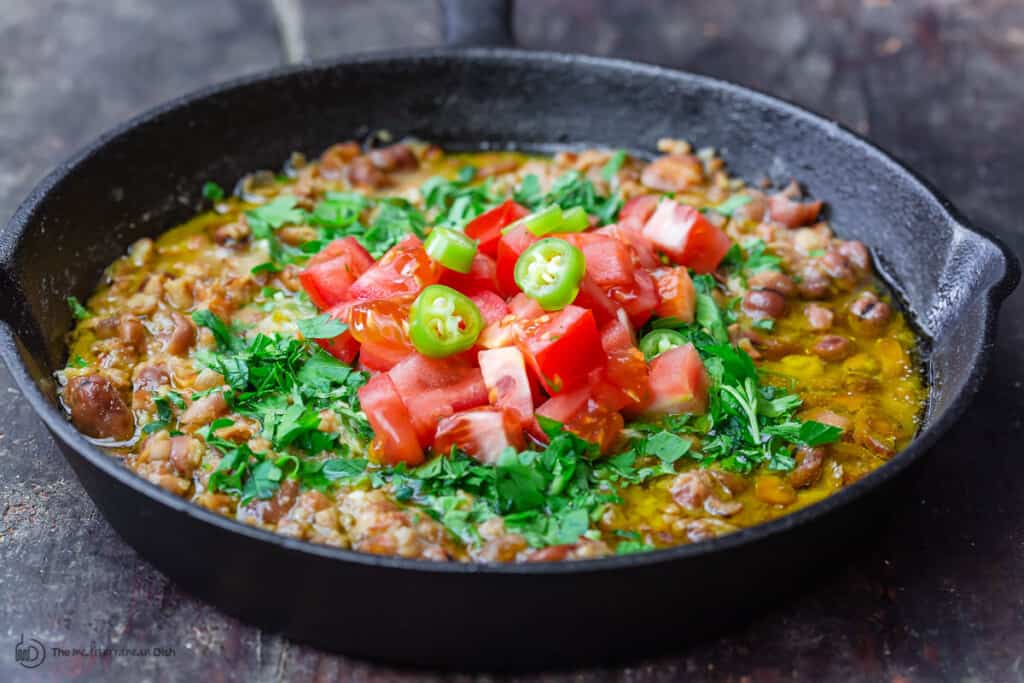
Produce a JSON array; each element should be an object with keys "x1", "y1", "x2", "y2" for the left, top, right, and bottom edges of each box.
[{"x1": 0, "y1": 49, "x2": 1018, "y2": 669}]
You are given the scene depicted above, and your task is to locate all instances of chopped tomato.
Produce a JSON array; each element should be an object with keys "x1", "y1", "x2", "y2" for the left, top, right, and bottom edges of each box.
[
  {"x1": 595, "y1": 223, "x2": 659, "y2": 269},
  {"x1": 434, "y1": 407, "x2": 525, "y2": 464},
  {"x1": 642, "y1": 199, "x2": 731, "y2": 273},
  {"x1": 641, "y1": 343, "x2": 710, "y2": 415},
  {"x1": 564, "y1": 233, "x2": 634, "y2": 287},
  {"x1": 618, "y1": 194, "x2": 660, "y2": 232},
  {"x1": 469, "y1": 290, "x2": 510, "y2": 326},
  {"x1": 507, "y1": 292, "x2": 543, "y2": 320},
  {"x1": 299, "y1": 237, "x2": 375, "y2": 310},
  {"x1": 496, "y1": 224, "x2": 539, "y2": 296},
  {"x1": 518, "y1": 305, "x2": 604, "y2": 394},
  {"x1": 346, "y1": 296, "x2": 413, "y2": 356},
  {"x1": 600, "y1": 319, "x2": 649, "y2": 408},
  {"x1": 315, "y1": 330, "x2": 359, "y2": 365},
  {"x1": 465, "y1": 200, "x2": 530, "y2": 257},
  {"x1": 357, "y1": 374, "x2": 424, "y2": 465},
  {"x1": 388, "y1": 354, "x2": 489, "y2": 447},
  {"x1": 439, "y1": 253, "x2": 499, "y2": 295},
  {"x1": 535, "y1": 381, "x2": 624, "y2": 453},
  {"x1": 478, "y1": 346, "x2": 534, "y2": 427},
  {"x1": 573, "y1": 274, "x2": 621, "y2": 326},
  {"x1": 358, "y1": 340, "x2": 411, "y2": 372},
  {"x1": 652, "y1": 266, "x2": 697, "y2": 322},
  {"x1": 344, "y1": 236, "x2": 440, "y2": 303},
  {"x1": 608, "y1": 268, "x2": 659, "y2": 327}
]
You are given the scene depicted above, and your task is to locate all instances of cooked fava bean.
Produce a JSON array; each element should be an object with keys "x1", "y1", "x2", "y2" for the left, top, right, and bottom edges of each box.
[
  {"x1": 812, "y1": 335, "x2": 854, "y2": 362},
  {"x1": 64, "y1": 375, "x2": 134, "y2": 441}
]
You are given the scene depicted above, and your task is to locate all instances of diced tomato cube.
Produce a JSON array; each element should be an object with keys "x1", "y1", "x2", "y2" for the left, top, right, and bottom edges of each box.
[
  {"x1": 469, "y1": 290, "x2": 510, "y2": 326},
  {"x1": 439, "y1": 253, "x2": 499, "y2": 296},
  {"x1": 465, "y1": 200, "x2": 530, "y2": 257},
  {"x1": 595, "y1": 223, "x2": 660, "y2": 269},
  {"x1": 344, "y1": 236, "x2": 440, "y2": 303},
  {"x1": 358, "y1": 340, "x2": 411, "y2": 372},
  {"x1": 357, "y1": 374, "x2": 424, "y2": 465},
  {"x1": 564, "y1": 233, "x2": 635, "y2": 287},
  {"x1": 572, "y1": 274, "x2": 621, "y2": 326},
  {"x1": 608, "y1": 268, "x2": 659, "y2": 328},
  {"x1": 535, "y1": 380, "x2": 624, "y2": 454},
  {"x1": 434, "y1": 407, "x2": 525, "y2": 464},
  {"x1": 599, "y1": 319, "x2": 649, "y2": 408},
  {"x1": 496, "y1": 224, "x2": 538, "y2": 297},
  {"x1": 641, "y1": 199, "x2": 732, "y2": 273},
  {"x1": 518, "y1": 306, "x2": 604, "y2": 394},
  {"x1": 388, "y1": 354, "x2": 489, "y2": 447},
  {"x1": 315, "y1": 330, "x2": 360, "y2": 365},
  {"x1": 507, "y1": 292, "x2": 543, "y2": 320},
  {"x1": 641, "y1": 343, "x2": 710, "y2": 415},
  {"x1": 618, "y1": 194, "x2": 660, "y2": 232},
  {"x1": 299, "y1": 237, "x2": 375, "y2": 310},
  {"x1": 652, "y1": 266, "x2": 697, "y2": 322},
  {"x1": 478, "y1": 346, "x2": 534, "y2": 428}
]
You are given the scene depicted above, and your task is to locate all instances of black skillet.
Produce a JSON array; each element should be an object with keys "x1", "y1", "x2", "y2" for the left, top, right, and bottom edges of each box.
[{"x1": 0, "y1": 0, "x2": 1018, "y2": 670}]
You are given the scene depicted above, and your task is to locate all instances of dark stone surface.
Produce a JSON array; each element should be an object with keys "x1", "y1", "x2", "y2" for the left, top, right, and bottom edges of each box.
[{"x1": 1, "y1": 1, "x2": 1021, "y2": 681}]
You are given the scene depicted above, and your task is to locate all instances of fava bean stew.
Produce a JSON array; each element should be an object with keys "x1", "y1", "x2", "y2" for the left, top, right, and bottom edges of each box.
[{"x1": 59, "y1": 139, "x2": 926, "y2": 562}]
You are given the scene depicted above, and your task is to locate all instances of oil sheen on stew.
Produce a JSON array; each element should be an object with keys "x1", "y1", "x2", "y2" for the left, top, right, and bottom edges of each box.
[{"x1": 58, "y1": 138, "x2": 926, "y2": 562}]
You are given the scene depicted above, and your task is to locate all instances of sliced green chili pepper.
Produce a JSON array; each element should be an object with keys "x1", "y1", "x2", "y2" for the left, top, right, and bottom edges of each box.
[
  {"x1": 424, "y1": 227, "x2": 477, "y2": 274},
  {"x1": 639, "y1": 329, "x2": 688, "y2": 360},
  {"x1": 556, "y1": 206, "x2": 589, "y2": 233},
  {"x1": 522, "y1": 205, "x2": 564, "y2": 236},
  {"x1": 514, "y1": 238, "x2": 586, "y2": 311},
  {"x1": 409, "y1": 285, "x2": 484, "y2": 358}
]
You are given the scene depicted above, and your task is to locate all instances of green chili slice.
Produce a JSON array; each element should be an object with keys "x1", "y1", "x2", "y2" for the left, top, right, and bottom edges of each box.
[
  {"x1": 514, "y1": 238, "x2": 586, "y2": 311},
  {"x1": 556, "y1": 206, "x2": 589, "y2": 233},
  {"x1": 424, "y1": 227, "x2": 477, "y2": 274},
  {"x1": 523, "y1": 205, "x2": 565, "y2": 236},
  {"x1": 409, "y1": 285, "x2": 484, "y2": 357},
  {"x1": 639, "y1": 329, "x2": 688, "y2": 361}
]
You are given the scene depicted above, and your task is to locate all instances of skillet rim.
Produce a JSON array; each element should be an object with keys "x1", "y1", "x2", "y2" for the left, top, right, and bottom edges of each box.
[{"x1": 0, "y1": 47, "x2": 1019, "y2": 576}]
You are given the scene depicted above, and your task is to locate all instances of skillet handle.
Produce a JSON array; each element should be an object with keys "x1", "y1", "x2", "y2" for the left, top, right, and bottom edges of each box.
[{"x1": 440, "y1": 0, "x2": 514, "y2": 47}]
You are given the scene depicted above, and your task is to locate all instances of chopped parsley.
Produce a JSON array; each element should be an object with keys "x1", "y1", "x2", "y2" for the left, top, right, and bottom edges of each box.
[
  {"x1": 202, "y1": 181, "x2": 225, "y2": 202},
  {"x1": 67, "y1": 296, "x2": 91, "y2": 320}
]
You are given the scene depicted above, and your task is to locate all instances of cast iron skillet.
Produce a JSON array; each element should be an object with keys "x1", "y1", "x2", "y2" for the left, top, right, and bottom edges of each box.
[{"x1": 0, "y1": 0, "x2": 1018, "y2": 670}]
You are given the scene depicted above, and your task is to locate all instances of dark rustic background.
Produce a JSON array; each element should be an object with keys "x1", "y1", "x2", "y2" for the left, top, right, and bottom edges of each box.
[{"x1": 2, "y1": 1, "x2": 1023, "y2": 681}]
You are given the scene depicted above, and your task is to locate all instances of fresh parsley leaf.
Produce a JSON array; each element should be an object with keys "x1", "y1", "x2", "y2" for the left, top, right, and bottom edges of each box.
[
  {"x1": 202, "y1": 181, "x2": 225, "y2": 202},
  {"x1": 245, "y1": 195, "x2": 305, "y2": 235},
  {"x1": 296, "y1": 314, "x2": 347, "y2": 340},
  {"x1": 191, "y1": 309, "x2": 243, "y2": 352},
  {"x1": 644, "y1": 431, "x2": 692, "y2": 464},
  {"x1": 67, "y1": 296, "x2": 92, "y2": 320},
  {"x1": 601, "y1": 150, "x2": 627, "y2": 183},
  {"x1": 709, "y1": 194, "x2": 752, "y2": 217},
  {"x1": 251, "y1": 262, "x2": 282, "y2": 275}
]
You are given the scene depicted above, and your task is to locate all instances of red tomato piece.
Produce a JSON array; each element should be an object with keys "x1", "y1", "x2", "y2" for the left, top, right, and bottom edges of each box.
[
  {"x1": 595, "y1": 223, "x2": 660, "y2": 269},
  {"x1": 599, "y1": 319, "x2": 649, "y2": 408},
  {"x1": 608, "y1": 268, "x2": 659, "y2": 328},
  {"x1": 388, "y1": 354, "x2": 489, "y2": 447},
  {"x1": 572, "y1": 274, "x2": 621, "y2": 326},
  {"x1": 518, "y1": 306, "x2": 604, "y2": 394},
  {"x1": 314, "y1": 331, "x2": 359, "y2": 365},
  {"x1": 535, "y1": 381, "x2": 624, "y2": 454},
  {"x1": 358, "y1": 340, "x2": 411, "y2": 372},
  {"x1": 618, "y1": 194, "x2": 660, "y2": 232},
  {"x1": 439, "y1": 253, "x2": 499, "y2": 296},
  {"x1": 468, "y1": 290, "x2": 510, "y2": 327},
  {"x1": 357, "y1": 374, "x2": 424, "y2": 465},
  {"x1": 478, "y1": 346, "x2": 534, "y2": 427},
  {"x1": 434, "y1": 407, "x2": 526, "y2": 464},
  {"x1": 642, "y1": 343, "x2": 710, "y2": 415},
  {"x1": 465, "y1": 200, "x2": 530, "y2": 257},
  {"x1": 564, "y1": 233, "x2": 635, "y2": 287},
  {"x1": 641, "y1": 199, "x2": 732, "y2": 273},
  {"x1": 299, "y1": 237, "x2": 375, "y2": 310},
  {"x1": 496, "y1": 224, "x2": 539, "y2": 297},
  {"x1": 344, "y1": 236, "x2": 440, "y2": 303},
  {"x1": 652, "y1": 266, "x2": 697, "y2": 323}
]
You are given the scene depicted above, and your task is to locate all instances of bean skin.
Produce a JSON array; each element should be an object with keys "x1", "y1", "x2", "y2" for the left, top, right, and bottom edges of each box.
[
  {"x1": 812, "y1": 335, "x2": 854, "y2": 362},
  {"x1": 118, "y1": 316, "x2": 146, "y2": 352},
  {"x1": 747, "y1": 270, "x2": 796, "y2": 297},
  {"x1": 848, "y1": 291, "x2": 892, "y2": 337},
  {"x1": 64, "y1": 375, "x2": 134, "y2": 441},
  {"x1": 742, "y1": 289, "x2": 787, "y2": 319},
  {"x1": 166, "y1": 312, "x2": 196, "y2": 356},
  {"x1": 640, "y1": 154, "x2": 704, "y2": 193}
]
